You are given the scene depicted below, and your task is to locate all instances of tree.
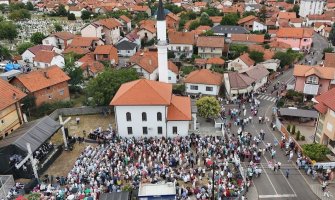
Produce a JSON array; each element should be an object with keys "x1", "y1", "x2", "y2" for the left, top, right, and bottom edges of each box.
[
  {"x1": 164, "y1": 3, "x2": 183, "y2": 14},
  {"x1": 242, "y1": 11, "x2": 256, "y2": 17},
  {"x1": 81, "y1": 10, "x2": 91, "y2": 20},
  {"x1": 0, "y1": 4, "x2": 7, "y2": 13},
  {"x1": 291, "y1": 125, "x2": 296, "y2": 135},
  {"x1": 189, "y1": 20, "x2": 200, "y2": 30},
  {"x1": 249, "y1": 51, "x2": 264, "y2": 63},
  {"x1": 203, "y1": 7, "x2": 221, "y2": 16},
  {"x1": 17, "y1": 42, "x2": 34, "y2": 54},
  {"x1": 196, "y1": 96, "x2": 221, "y2": 119},
  {"x1": 329, "y1": 23, "x2": 335, "y2": 46},
  {"x1": 8, "y1": 9, "x2": 31, "y2": 21},
  {"x1": 133, "y1": 12, "x2": 149, "y2": 23},
  {"x1": 63, "y1": 53, "x2": 84, "y2": 86},
  {"x1": 68, "y1": 13, "x2": 76, "y2": 20},
  {"x1": 0, "y1": 21, "x2": 18, "y2": 41},
  {"x1": 26, "y1": 2, "x2": 34, "y2": 10},
  {"x1": 220, "y1": 13, "x2": 240, "y2": 25},
  {"x1": 199, "y1": 12, "x2": 213, "y2": 27},
  {"x1": 168, "y1": 51, "x2": 175, "y2": 59},
  {"x1": 302, "y1": 143, "x2": 331, "y2": 161},
  {"x1": 287, "y1": 124, "x2": 291, "y2": 133},
  {"x1": 56, "y1": 4, "x2": 67, "y2": 16},
  {"x1": 286, "y1": 0, "x2": 294, "y2": 3},
  {"x1": 273, "y1": 49, "x2": 303, "y2": 67},
  {"x1": 0, "y1": 45, "x2": 11, "y2": 59},
  {"x1": 86, "y1": 68, "x2": 139, "y2": 106},
  {"x1": 30, "y1": 32, "x2": 45, "y2": 44},
  {"x1": 292, "y1": 5, "x2": 299, "y2": 16},
  {"x1": 54, "y1": 23, "x2": 63, "y2": 32},
  {"x1": 258, "y1": 6, "x2": 267, "y2": 22},
  {"x1": 229, "y1": 44, "x2": 248, "y2": 59},
  {"x1": 9, "y1": 2, "x2": 25, "y2": 11},
  {"x1": 200, "y1": 30, "x2": 215, "y2": 36},
  {"x1": 296, "y1": 130, "x2": 301, "y2": 140}
]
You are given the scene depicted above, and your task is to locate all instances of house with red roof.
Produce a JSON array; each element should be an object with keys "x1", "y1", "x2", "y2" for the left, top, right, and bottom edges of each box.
[
  {"x1": 11, "y1": 66, "x2": 70, "y2": 106},
  {"x1": 228, "y1": 53, "x2": 255, "y2": 72},
  {"x1": 21, "y1": 45, "x2": 61, "y2": 64},
  {"x1": 276, "y1": 28, "x2": 314, "y2": 52},
  {"x1": 42, "y1": 32, "x2": 75, "y2": 50},
  {"x1": 313, "y1": 87, "x2": 335, "y2": 150},
  {"x1": 33, "y1": 50, "x2": 65, "y2": 69},
  {"x1": 93, "y1": 45, "x2": 119, "y2": 65},
  {"x1": 110, "y1": 79, "x2": 191, "y2": 138},
  {"x1": 0, "y1": 79, "x2": 26, "y2": 139},
  {"x1": 184, "y1": 69, "x2": 223, "y2": 96}
]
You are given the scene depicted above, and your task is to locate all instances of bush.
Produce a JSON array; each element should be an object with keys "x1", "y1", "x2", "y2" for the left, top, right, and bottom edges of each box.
[
  {"x1": 296, "y1": 130, "x2": 300, "y2": 140},
  {"x1": 181, "y1": 66, "x2": 197, "y2": 76},
  {"x1": 277, "y1": 99, "x2": 285, "y2": 107},
  {"x1": 287, "y1": 124, "x2": 291, "y2": 133},
  {"x1": 300, "y1": 135, "x2": 305, "y2": 141},
  {"x1": 33, "y1": 101, "x2": 74, "y2": 118},
  {"x1": 173, "y1": 84, "x2": 185, "y2": 95},
  {"x1": 291, "y1": 125, "x2": 296, "y2": 135},
  {"x1": 302, "y1": 143, "x2": 331, "y2": 161}
]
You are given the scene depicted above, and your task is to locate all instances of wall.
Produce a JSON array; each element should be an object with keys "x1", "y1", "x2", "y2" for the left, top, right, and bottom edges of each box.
[
  {"x1": 168, "y1": 44, "x2": 193, "y2": 58},
  {"x1": 118, "y1": 48, "x2": 136, "y2": 57},
  {"x1": 81, "y1": 24, "x2": 102, "y2": 38},
  {"x1": 276, "y1": 38, "x2": 301, "y2": 50},
  {"x1": 0, "y1": 103, "x2": 22, "y2": 138},
  {"x1": 253, "y1": 76, "x2": 268, "y2": 91},
  {"x1": 319, "y1": 79, "x2": 331, "y2": 94},
  {"x1": 114, "y1": 105, "x2": 167, "y2": 138},
  {"x1": 168, "y1": 70, "x2": 177, "y2": 84},
  {"x1": 22, "y1": 50, "x2": 35, "y2": 63},
  {"x1": 137, "y1": 29, "x2": 155, "y2": 41},
  {"x1": 294, "y1": 76, "x2": 306, "y2": 92},
  {"x1": 299, "y1": 0, "x2": 324, "y2": 17},
  {"x1": 185, "y1": 83, "x2": 220, "y2": 96},
  {"x1": 132, "y1": 65, "x2": 158, "y2": 81},
  {"x1": 49, "y1": 106, "x2": 109, "y2": 120},
  {"x1": 228, "y1": 58, "x2": 249, "y2": 71},
  {"x1": 42, "y1": 36, "x2": 57, "y2": 48},
  {"x1": 321, "y1": 109, "x2": 335, "y2": 141},
  {"x1": 51, "y1": 55, "x2": 65, "y2": 68},
  {"x1": 32, "y1": 81, "x2": 70, "y2": 106},
  {"x1": 253, "y1": 21, "x2": 267, "y2": 32},
  {"x1": 198, "y1": 47, "x2": 222, "y2": 58},
  {"x1": 167, "y1": 121, "x2": 189, "y2": 137}
]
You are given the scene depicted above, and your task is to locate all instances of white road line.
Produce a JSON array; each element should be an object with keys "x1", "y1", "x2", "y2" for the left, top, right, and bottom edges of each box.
[
  {"x1": 259, "y1": 95, "x2": 265, "y2": 99},
  {"x1": 265, "y1": 96, "x2": 271, "y2": 101},
  {"x1": 280, "y1": 169, "x2": 297, "y2": 197},
  {"x1": 259, "y1": 160, "x2": 279, "y2": 195},
  {"x1": 270, "y1": 97, "x2": 276, "y2": 102},
  {"x1": 259, "y1": 194, "x2": 297, "y2": 198}
]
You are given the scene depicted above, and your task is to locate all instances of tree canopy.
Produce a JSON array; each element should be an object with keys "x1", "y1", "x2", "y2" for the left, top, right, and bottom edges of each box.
[
  {"x1": 86, "y1": 68, "x2": 139, "y2": 106},
  {"x1": 54, "y1": 23, "x2": 63, "y2": 32},
  {"x1": 329, "y1": 23, "x2": 335, "y2": 46},
  {"x1": 202, "y1": 7, "x2": 221, "y2": 16},
  {"x1": 63, "y1": 54, "x2": 84, "y2": 86},
  {"x1": 8, "y1": 9, "x2": 31, "y2": 21},
  {"x1": 229, "y1": 44, "x2": 248, "y2": 59},
  {"x1": 30, "y1": 32, "x2": 45, "y2": 44},
  {"x1": 220, "y1": 13, "x2": 240, "y2": 25},
  {"x1": 273, "y1": 49, "x2": 302, "y2": 67},
  {"x1": 26, "y1": 2, "x2": 34, "y2": 10},
  {"x1": 302, "y1": 143, "x2": 331, "y2": 162},
  {"x1": 68, "y1": 13, "x2": 76, "y2": 20},
  {"x1": 0, "y1": 21, "x2": 18, "y2": 41},
  {"x1": 81, "y1": 10, "x2": 91, "y2": 20},
  {"x1": 249, "y1": 51, "x2": 264, "y2": 63},
  {"x1": 0, "y1": 45, "x2": 11, "y2": 60},
  {"x1": 164, "y1": 3, "x2": 184, "y2": 14},
  {"x1": 196, "y1": 96, "x2": 221, "y2": 119},
  {"x1": 17, "y1": 42, "x2": 34, "y2": 55}
]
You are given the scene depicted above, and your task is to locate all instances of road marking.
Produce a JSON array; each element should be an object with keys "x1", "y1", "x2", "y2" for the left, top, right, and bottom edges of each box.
[
  {"x1": 259, "y1": 194, "x2": 297, "y2": 198},
  {"x1": 280, "y1": 169, "x2": 297, "y2": 197},
  {"x1": 259, "y1": 160, "x2": 279, "y2": 195},
  {"x1": 270, "y1": 97, "x2": 276, "y2": 102},
  {"x1": 259, "y1": 95, "x2": 264, "y2": 99}
]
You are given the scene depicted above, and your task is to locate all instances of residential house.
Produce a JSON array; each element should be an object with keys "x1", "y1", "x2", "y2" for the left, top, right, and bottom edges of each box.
[
  {"x1": 11, "y1": 66, "x2": 70, "y2": 106},
  {"x1": 168, "y1": 31, "x2": 195, "y2": 59},
  {"x1": 120, "y1": 32, "x2": 141, "y2": 49},
  {"x1": 321, "y1": 26, "x2": 332, "y2": 38},
  {"x1": 22, "y1": 45, "x2": 59, "y2": 63},
  {"x1": 305, "y1": 14, "x2": 334, "y2": 26},
  {"x1": 137, "y1": 20, "x2": 157, "y2": 41},
  {"x1": 110, "y1": 79, "x2": 191, "y2": 138},
  {"x1": 269, "y1": 40, "x2": 291, "y2": 51},
  {"x1": 193, "y1": 2, "x2": 207, "y2": 12},
  {"x1": 313, "y1": 88, "x2": 335, "y2": 150},
  {"x1": 63, "y1": 46, "x2": 90, "y2": 55},
  {"x1": 299, "y1": 0, "x2": 325, "y2": 17},
  {"x1": 68, "y1": 36, "x2": 104, "y2": 50},
  {"x1": 81, "y1": 18, "x2": 122, "y2": 45},
  {"x1": 119, "y1": 15, "x2": 132, "y2": 33},
  {"x1": 277, "y1": 12, "x2": 297, "y2": 27},
  {"x1": 276, "y1": 28, "x2": 314, "y2": 52},
  {"x1": 223, "y1": 72, "x2": 254, "y2": 100},
  {"x1": 228, "y1": 53, "x2": 255, "y2": 72},
  {"x1": 256, "y1": 59, "x2": 281, "y2": 72},
  {"x1": 237, "y1": 15, "x2": 267, "y2": 32},
  {"x1": 210, "y1": 16, "x2": 223, "y2": 26},
  {"x1": 129, "y1": 5, "x2": 151, "y2": 16},
  {"x1": 293, "y1": 65, "x2": 335, "y2": 97},
  {"x1": 166, "y1": 13, "x2": 180, "y2": 30},
  {"x1": 68, "y1": 5, "x2": 85, "y2": 17},
  {"x1": 289, "y1": 18, "x2": 304, "y2": 28},
  {"x1": 231, "y1": 34, "x2": 265, "y2": 45},
  {"x1": 116, "y1": 40, "x2": 137, "y2": 57},
  {"x1": 172, "y1": 0, "x2": 182, "y2": 7},
  {"x1": 211, "y1": 25, "x2": 248, "y2": 38},
  {"x1": 33, "y1": 50, "x2": 65, "y2": 68},
  {"x1": 42, "y1": 32, "x2": 75, "y2": 50},
  {"x1": 324, "y1": 53, "x2": 335, "y2": 68},
  {"x1": 0, "y1": 79, "x2": 26, "y2": 139},
  {"x1": 196, "y1": 36, "x2": 225, "y2": 58},
  {"x1": 93, "y1": 45, "x2": 119, "y2": 65},
  {"x1": 76, "y1": 53, "x2": 104, "y2": 78},
  {"x1": 241, "y1": 65, "x2": 269, "y2": 91},
  {"x1": 130, "y1": 50, "x2": 179, "y2": 84},
  {"x1": 184, "y1": 69, "x2": 223, "y2": 96},
  {"x1": 205, "y1": 57, "x2": 225, "y2": 69}
]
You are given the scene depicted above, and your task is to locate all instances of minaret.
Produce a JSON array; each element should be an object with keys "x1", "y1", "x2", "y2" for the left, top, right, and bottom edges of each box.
[{"x1": 156, "y1": 0, "x2": 169, "y2": 83}]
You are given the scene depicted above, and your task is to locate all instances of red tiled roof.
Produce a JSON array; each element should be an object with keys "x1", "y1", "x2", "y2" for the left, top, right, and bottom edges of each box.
[
  {"x1": 27, "y1": 45, "x2": 54, "y2": 55},
  {"x1": 196, "y1": 36, "x2": 225, "y2": 48},
  {"x1": 231, "y1": 34, "x2": 265, "y2": 43},
  {"x1": 0, "y1": 79, "x2": 26, "y2": 110},
  {"x1": 185, "y1": 69, "x2": 223, "y2": 85},
  {"x1": 314, "y1": 87, "x2": 335, "y2": 113},
  {"x1": 34, "y1": 50, "x2": 58, "y2": 63},
  {"x1": 167, "y1": 95, "x2": 191, "y2": 121},
  {"x1": 14, "y1": 66, "x2": 70, "y2": 92},
  {"x1": 239, "y1": 53, "x2": 255, "y2": 67}
]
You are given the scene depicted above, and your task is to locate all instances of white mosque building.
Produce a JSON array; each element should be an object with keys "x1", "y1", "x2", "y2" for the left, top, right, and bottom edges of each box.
[{"x1": 110, "y1": 0, "x2": 192, "y2": 137}]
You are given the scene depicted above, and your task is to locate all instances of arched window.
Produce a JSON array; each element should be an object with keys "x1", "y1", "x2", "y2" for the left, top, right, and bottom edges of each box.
[
  {"x1": 126, "y1": 112, "x2": 131, "y2": 121},
  {"x1": 157, "y1": 112, "x2": 162, "y2": 121},
  {"x1": 142, "y1": 112, "x2": 147, "y2": 121}
]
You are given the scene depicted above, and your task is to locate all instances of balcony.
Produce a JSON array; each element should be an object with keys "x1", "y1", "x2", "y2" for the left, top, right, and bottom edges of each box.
[{"x1": 303, "y1": 84, "x2": 319, "y2": 95}]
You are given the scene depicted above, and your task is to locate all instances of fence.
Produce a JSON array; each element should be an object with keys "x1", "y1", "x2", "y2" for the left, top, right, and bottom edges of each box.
[
  {"x1": 0, "y1": 175, "x2": 14, "y2": 199},
  {"x1": 49, "y1": 106, "x2": 110, "y2": 120}
]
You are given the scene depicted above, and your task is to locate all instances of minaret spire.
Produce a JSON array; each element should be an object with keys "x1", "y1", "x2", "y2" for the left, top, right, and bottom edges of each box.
[
  {"x1": 157, "y1": 0, "x2": 165, "y2": 21},
  {"x1": 156, "y1": 0, "x2": 168, "y2": 83}
]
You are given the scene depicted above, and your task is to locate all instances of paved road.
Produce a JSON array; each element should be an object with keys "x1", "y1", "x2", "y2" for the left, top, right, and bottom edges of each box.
[
  {"x1": 303, "y1": 33, "x2": 330, "y2": 65},
  {"x1": 225, "y1": 70, "x2": 321, "y2": 199}
]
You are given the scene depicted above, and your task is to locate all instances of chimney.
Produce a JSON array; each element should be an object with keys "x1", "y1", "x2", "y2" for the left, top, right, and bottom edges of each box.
[
  {"x1": 44, "y1": 71, "x2": 49, "y2": 79},
  {"x1": 13, "y1": 93, "x2": 17, "y2": 100}
]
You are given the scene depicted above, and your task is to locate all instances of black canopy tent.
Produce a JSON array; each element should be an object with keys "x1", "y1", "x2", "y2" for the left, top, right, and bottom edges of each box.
[{"x1": 0, "y1": 116, "x2": 61, "y2": 179}]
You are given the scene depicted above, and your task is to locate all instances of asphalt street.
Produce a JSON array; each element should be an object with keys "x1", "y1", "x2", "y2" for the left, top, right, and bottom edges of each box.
[{"x1": 303, "y1": 33, "x2": 330, "y2": 66}]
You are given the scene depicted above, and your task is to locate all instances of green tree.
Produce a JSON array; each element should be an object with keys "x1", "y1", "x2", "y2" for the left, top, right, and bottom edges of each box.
[
  {"x1": 229, "y1": 44, "x2": 248, "y2": 59},
  {"x1": 21, "y1": 94, "x2": 36, "y2": 113},
  {"x1": 286, "y1": 0, "x2": 294, "y2": 3},
  {"x1": 30, "y1": 32, "x2": 45, "y2": 44},
  {"x1": 0, "y1": 45, "x2": 11, "y2": 59},
  {"x1": 203, "y1": 7, "x2": 221, "y2": 16},
  {"x1": 0, "y1": 21, "x2": 18, "y2": 41},
  {"x1": 200, "y1": 30, "x2": 215, "y2": 36},
  {"x1": 220, "y1": 13, "x2": 240, "y2": 25},
  {"x1": 54, "y1": 23, "x2": 63, "y2": 32},
  {"x1": 292, "y1": 5, "x2": 299, "y2": 16},
  {"x1": 243, "y1": 11, "x2": 256, "y2": 17},
  {"x1": 258, "y1": 6, "x2": 267, "y2": 22},
  {"x1": 249, "y1": 51, "x2": 264, "y2": 63},
  {"x1": 329, "y1": 23, "x2": 335, "y2": 46},
  {"x1": 26, "y1": 2, "x2": 34, "y2": 10},
  {"x1": 9, "y1": 2, "x2": 25, "y2": 11},
  {"x1": 56, "y1": 4, "x2": 67, "y2": 16},
  {"x1": 8, "y1": 9, "x2": 31, "y2": 21},
  {"x1": 86, "y1": 68, "x2": 139, "y2": 106},
  {"x1": 168, "y1": 51, "x2": 175, "y2": 59},
  {"x1": 196, "y1": 96, "x2": 221, "y2": 119},
  {"x1": 296, "y1": 130, "x2": 301, "y2": 140},
  {"x1": 17, "y1": 42, "x2": 34, "y2": 54},
  {"x1": 106, "y1": 10, "x2": 130, "y2": 18},
  {"x1": 81, "y1": 10, "x2": 91, "y2": 20},
  {"x1": 0, "y1": 4, "x2": 7, "y2": 13},
  {"x1": 68, "y1": 13, "x2": 76, "y2": 20},
  {"x1": 189, "y1": 20, "x2": 200, "y2": 30},
  {"x1": 199, "y1": 12, "x2": 213, "y2": 27},
  {"x1": 273, "y1": 49, "x2": 303, "y2": 67},
  {"x1": 287, "y1": 124, "x2": 291, "y2": 133},
  {"x1": 302, "y1": 143, "x2": 331, "y2": 161},
  {"x1": 323, "y1": 47, "x2": 334, "y2": 54},
  {"x1": 133, "y1": 12, "x2": 149, "y2": 23},
  {"x1": 291, "y1": 125, "x2": 296, "y2": 135},
  {"x1": 164, "y1": 3, "x2": 183, "y2": 14},
  {"x1": 63, "y1": 54, "x2": 84, "y2": 86}
]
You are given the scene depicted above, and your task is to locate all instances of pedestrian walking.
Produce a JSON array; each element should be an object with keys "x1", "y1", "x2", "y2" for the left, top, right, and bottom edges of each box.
[{"x1": 285, "y1": 169, "x2": 290, "y2": 178}]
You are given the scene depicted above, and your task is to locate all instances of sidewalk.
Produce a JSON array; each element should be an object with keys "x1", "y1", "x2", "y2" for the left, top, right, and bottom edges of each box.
[{"x1": 246, "y1": 184, "x2": 258, "y2": 200}]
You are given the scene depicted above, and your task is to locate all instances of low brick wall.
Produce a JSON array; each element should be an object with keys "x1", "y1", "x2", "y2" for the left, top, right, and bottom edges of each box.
[{"x1": 49, "y1": 106, "x2": 110, "y2": 120}]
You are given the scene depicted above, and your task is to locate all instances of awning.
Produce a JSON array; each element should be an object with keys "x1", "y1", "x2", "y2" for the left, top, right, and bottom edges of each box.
[
  {"x1": 0, "y1": 116, "x2": 61, "y2": 152},
  {"x1": 278, "y1": 108, "x2": 318, "y2": 118},
  {"x1": 99, "y1": 192, "x2": 129, "y2": 200}
]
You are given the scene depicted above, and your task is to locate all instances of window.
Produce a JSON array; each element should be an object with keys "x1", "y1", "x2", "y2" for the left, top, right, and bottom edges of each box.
[
  {"x1": 45, "y1": 40, "x2": 49, "y2": 44},
  {"x1": 48, "y1": 95, "x2": 52, "y2": 99},
  {"x1": 143, "y1": 127, "x2": 148, "y2": 134},
  {"x1": 47, "y1": 87, "x2": 50, "y2": 90},
  {"x1": 168, "y1": 77, "x2": 171, "y2": 80},
  {"x1": 103, "y1": 54, "x2": 108, "y2": 58},
  {"x1": 190, "y1": 85, "x2": 198, "y2": 90},
  {"x1": 157, "y1": 112, "x2": 162, "y2": 121},
  {"x1": 327, "y1": 122, "x2": 333, "y2": 132},
  {"x1": 158, "y1": 127, "x2": 162, "y2": 134},
  {"x1": 45, "y1": 63, "x2": 48, "y2": 67},
  {"x1": 211, "y1": 48, "x2": 214, "y2": 52},
  {"x1": 126, "y1": 112, "x2": 131, "y2": 121},
  {"x1": 127, "y1": 127, "x2": 133, "y2": 134},
  {"x1": 303, "y1": 39, "x2": 308, "y2": 42},
  {"x1": 173, "y1": 126, "x2": 178, "y2": 134},
  {"x1": 331, "y1": 110, "x2": 335, "y2": 118},
  {"x1": 1, "y1": 120, "x2": 4, "y2": 124},
  {"x1": 142, "y1": 112, "x2": 147, "y2": 121},
  {"x1": 206, "y1": 86, "x2": 213, "y2": 91},
  {"x1": 59, "y1": 89, "x2": 64, "y2": 95},
  {"x1": 306, "y1": 76, "x2": 319, "y2": 84}
]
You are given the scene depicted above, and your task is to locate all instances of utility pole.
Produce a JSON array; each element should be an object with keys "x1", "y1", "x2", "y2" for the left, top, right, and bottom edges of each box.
[{"x1": 59, "y1": 115, "x2": 71, "y2": 150}]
